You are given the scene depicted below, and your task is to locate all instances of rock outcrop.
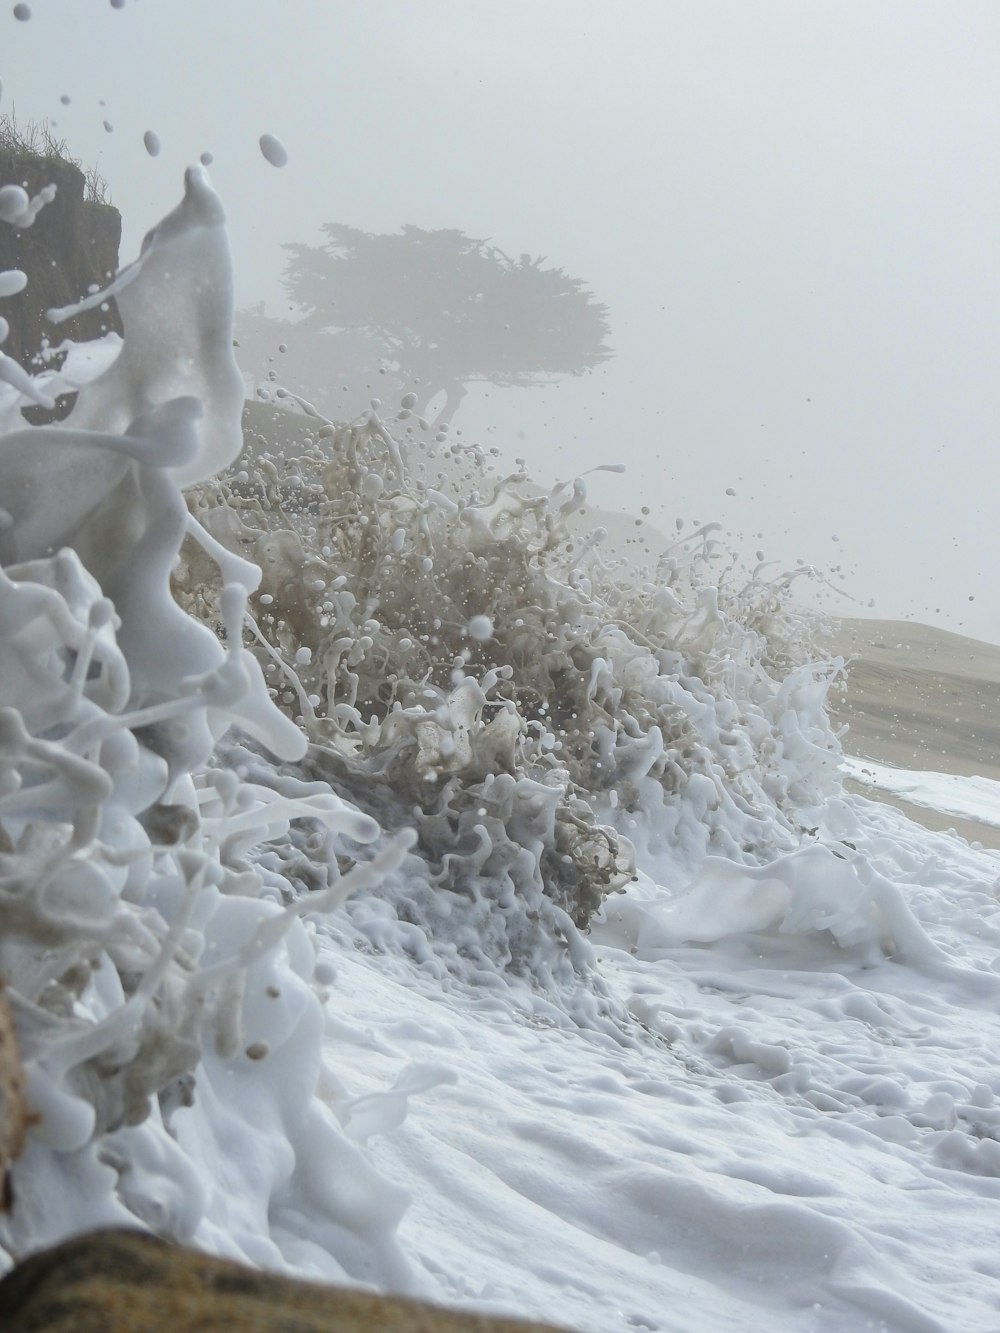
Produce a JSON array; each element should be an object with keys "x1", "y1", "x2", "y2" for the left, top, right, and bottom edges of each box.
[
  {"x1": 0, "y1": 151, "x2": 122, "y2": 369},
  {"x1": 0, "y1": 979, "x2": 28, "y2": 1211},
  {"x1": 0, "y1": 1229, "x2": 571, "y2": 1333}
]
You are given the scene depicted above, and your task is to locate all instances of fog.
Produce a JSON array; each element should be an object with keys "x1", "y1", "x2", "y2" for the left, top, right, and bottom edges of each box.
[{"x1": 5, "y1": 0, "x2": 999, "y2": 639}]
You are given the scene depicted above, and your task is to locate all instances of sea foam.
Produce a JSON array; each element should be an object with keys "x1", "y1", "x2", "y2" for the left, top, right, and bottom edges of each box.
[{"x1": 0, "y1": 164, "x2": 859, "y2": 1288}]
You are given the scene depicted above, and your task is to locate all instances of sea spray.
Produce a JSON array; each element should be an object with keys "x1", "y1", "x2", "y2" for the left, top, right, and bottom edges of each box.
[
  {"x1": 1, "y1": 161, "x2": 849, "y2": 1285},
  {"x1": 178, "y1": 399, "x2": 846, "y2": 992}
]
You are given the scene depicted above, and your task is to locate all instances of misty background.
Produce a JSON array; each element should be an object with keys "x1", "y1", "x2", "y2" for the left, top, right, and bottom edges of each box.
[{"x1": 4, "y1": 0, "x2": 999, "y2": 640}]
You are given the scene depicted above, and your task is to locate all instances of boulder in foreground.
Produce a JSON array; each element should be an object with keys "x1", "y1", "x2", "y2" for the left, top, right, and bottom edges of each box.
[{"x1": 0, "y1": 1228, "x2": 571, "y2": 1333}]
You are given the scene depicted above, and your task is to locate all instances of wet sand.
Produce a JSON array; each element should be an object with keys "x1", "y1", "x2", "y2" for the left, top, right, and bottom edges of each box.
[{"x1": 827, "y1": 617, "x2": 1000, "y2": 848}]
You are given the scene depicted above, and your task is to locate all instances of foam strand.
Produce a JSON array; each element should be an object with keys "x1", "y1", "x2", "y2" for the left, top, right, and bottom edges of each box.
[{"x1": 0, "y1": 169, "x2": 411, "y2": 1286}]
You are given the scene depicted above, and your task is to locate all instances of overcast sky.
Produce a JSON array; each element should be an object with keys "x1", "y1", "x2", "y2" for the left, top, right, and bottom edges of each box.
[{"x1": 5, "y1": 0, "x2": 1000, "y2": 640}]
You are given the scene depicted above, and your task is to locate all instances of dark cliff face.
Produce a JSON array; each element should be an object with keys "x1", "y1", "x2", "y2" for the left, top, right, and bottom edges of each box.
[{"x1": 0, "y1": 153, "x2": 123, "y2": 370}]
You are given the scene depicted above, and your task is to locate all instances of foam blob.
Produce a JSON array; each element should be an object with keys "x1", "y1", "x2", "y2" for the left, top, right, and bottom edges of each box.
[
  {"x1": 258, "y1": 133, "x2": 288, "y2": 168},
  {"x1": 467, "y1": 614, "x2": 493, "y2": 641},
  {"x1": 143, "y1": 130, "x2": 161, "y2": 157},
  {"x1": 0, "y1": 269, "x2": 27, "y2": 297},
  {"x1": 0, "y1": 185, "x2": 28, "y2": 225},
  {"x1": 0, "y1": 181, "x2": 56, "y2": 228}
]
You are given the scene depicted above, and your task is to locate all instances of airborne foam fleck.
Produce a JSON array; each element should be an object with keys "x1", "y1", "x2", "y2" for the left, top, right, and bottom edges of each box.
[
  {"x1": 467, "y1": 614, "x2": 493, "y2": 641},
  {"x1": 258, "y1": 133, "x2": 288, "y2": 167},
  {"x1": 0, "y1": 269, "x2": 27, "y2": 297}
]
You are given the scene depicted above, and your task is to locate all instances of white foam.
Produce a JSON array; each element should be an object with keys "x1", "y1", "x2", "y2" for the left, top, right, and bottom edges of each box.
[
  {"x1": 0, "y1": 270, "x2": 27, "y2": 297},
  {"x1": 0, "y1": 182, "x2": 56, "y2": 229},
  {"x1": 466, "y1": 614, "x2": 493, "y2": 641},
  {"x1": 843, "y1": 754, "x2": 1000, "y2": 829},
  {"x1": 0, "y1": 170, "x2": 413, "y2": 1286},
  {"x1": 259, "y1": 134, "x2": 288, "y2": 168}
]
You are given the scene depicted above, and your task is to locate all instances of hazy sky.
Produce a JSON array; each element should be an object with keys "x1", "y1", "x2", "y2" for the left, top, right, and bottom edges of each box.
[{"x1": 5, "y1": 1, "x2": 1000, "y2": 640}]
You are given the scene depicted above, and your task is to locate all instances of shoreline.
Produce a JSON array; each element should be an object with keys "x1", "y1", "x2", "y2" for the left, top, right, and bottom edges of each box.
[{"x1": 829, "y1": 616, "x2": 1000, "y2": 847}]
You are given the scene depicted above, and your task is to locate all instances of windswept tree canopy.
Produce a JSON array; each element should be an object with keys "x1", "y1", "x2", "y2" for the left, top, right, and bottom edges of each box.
[{"x1": 236, "y1": 224, "x2": 612, "y2": 425}]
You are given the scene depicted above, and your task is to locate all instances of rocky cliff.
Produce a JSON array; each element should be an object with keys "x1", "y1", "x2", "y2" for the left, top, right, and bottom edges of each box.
[
  {"x1": 0, "y1": 980, "x2": 27, "y2": 1213},
  {"x1": 0, "y1": 151, "x2": 123, "y2": 369}
]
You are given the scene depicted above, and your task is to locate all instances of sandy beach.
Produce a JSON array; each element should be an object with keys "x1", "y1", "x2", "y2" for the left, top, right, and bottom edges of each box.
[{"x1": 828, "y1": 617, "x2": 1000, "y2": 847}]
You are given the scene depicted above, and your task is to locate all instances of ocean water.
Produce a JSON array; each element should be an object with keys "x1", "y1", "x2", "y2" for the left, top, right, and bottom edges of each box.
[{"x1": 1, "y1": 170, "x2": 1000, "y2": 1333}]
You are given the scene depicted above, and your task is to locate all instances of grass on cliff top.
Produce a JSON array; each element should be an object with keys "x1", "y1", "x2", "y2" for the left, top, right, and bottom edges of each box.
[{"x1": 0, "y1": 110, "x2": 112, "y2": 206}]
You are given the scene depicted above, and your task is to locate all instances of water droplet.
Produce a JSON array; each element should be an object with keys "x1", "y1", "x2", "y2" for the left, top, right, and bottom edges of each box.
[
  {"x1": 467, "y1": 615, "x2": 493, "y2": 642},
  {"x1": 259, "y1": 133, "x2": 288, "y2": 167}
]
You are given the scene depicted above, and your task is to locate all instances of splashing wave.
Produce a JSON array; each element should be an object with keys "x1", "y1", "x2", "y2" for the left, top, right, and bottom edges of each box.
[{"x1": 0, "y1": 166, "x2": 844, "y2": 1280}]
